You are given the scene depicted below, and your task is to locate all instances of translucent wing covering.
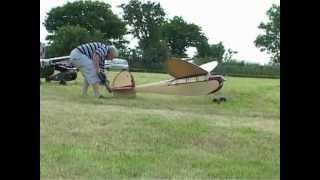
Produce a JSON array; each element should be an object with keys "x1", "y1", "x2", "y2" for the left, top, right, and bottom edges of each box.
[
  {"x1": 165, "y1": 58, "x2": 208, "y2": 79},
  {"x1": 111, "y1": 70, "x2": 135, "y2": 90},
  {"x1": 135, "y1": 78, "x2": 222, "y2": 96},
  {"x1": 200, "y1": 61, "x2": 218, "y2": 73}
]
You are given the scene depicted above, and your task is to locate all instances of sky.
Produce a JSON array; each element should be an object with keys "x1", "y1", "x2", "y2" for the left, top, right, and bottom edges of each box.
[{"x1": 40, "y1": 0, "x2": 280, "y2": 65}]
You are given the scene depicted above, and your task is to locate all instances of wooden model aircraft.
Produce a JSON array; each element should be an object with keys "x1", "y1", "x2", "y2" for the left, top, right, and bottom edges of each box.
[{"x1": 111, "y1": 58, "x2": 225, "y2": 97}]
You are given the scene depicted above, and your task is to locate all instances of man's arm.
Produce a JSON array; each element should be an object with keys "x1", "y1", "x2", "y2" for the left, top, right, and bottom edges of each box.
[
  {"x1": 96, "y1": 71, "x2": 112, "y2": 93},
  {"x1": 94, "y1": 52, "x2": 112, "y2": 93}
]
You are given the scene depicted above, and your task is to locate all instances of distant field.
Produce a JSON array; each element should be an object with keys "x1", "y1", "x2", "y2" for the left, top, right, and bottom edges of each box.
[{"x1": 40, "y1": 71, "x2": 280, "y2": 179}]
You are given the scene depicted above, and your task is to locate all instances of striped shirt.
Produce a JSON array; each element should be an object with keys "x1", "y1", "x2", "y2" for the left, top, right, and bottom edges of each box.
[{"x1": 76, "y1": 42, "x2": 108, "y2": 71}]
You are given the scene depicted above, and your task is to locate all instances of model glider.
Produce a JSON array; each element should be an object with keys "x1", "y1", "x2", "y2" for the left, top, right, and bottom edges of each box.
[{"x1": 111, "y1": 58, "x2": 225, "y2": 96}]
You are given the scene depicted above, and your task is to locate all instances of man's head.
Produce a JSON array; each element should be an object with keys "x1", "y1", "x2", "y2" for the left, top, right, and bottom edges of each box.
[{"x1": 106, "y1": 45, "x2": 119, "y2": 60}]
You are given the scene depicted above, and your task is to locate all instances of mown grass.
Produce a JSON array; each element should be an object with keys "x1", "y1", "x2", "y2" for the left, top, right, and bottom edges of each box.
[{"x1": 40, "y1": 71, "x2": 279, "y2": 179}]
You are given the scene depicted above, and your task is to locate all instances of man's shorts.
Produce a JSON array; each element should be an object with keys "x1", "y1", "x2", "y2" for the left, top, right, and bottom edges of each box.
[{"x1": 69, "y1": 49, "x2": 100, "y2": 85}]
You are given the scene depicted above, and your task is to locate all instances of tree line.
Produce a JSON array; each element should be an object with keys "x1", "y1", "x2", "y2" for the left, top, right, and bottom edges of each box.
[{"x1": 42, "y1": 0, "x2": 280, "y2": 71}]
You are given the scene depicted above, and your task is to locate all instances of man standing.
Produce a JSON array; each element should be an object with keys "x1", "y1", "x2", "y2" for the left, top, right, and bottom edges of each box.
[{"x1": 69, "y1": 42, "x2": 118, "y2": 98}]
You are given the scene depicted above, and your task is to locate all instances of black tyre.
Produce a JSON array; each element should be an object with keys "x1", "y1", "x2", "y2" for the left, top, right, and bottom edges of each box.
[
  {"x1": 45, "y1": 77, "x2": 51, "y2": 82},
  {"x1": 220, "y1": 97, "x2": 227, "y2": 102},
  {"x1": 59, "y1": 80, "x2": 67, "y2": 85}
]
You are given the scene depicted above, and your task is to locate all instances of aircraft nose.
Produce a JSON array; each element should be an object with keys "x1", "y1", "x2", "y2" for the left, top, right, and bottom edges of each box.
[{"x1": 208, "y1": 75, "x2": 225, "y2": 83}]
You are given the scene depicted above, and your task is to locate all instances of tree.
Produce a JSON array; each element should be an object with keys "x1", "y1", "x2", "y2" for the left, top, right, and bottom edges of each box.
[
  {"x1": 120, "y1": 0, "x2": 165, "y2": 49},
  {"x1": 255, "y1": 4, "x2": 280, "y2": 64},
  {"x1": 207, "y1": 42, "x2": 226, "y2": 62},
  {"x1": 142, "y1": 41, "x2": 170, "y2": 70},
  {"x1": 44, "y1": 0, "x2": 126, "y2": 40},
  {"x1": 126, "y1": 48, "x2": 143, "y2": 69},
  {"x1": 40, "y1": 42, "x2": 46, "y2": 58},
  {"x1": 195, "y1": 37, "x2": 210, "y2": 58},
  {"x1": 120, "y1": 0, "x2": 166, "y2": 51},
  {"x1": 223, "y1": 48, "x2": 238, "y2": 63},
  {"x1": 161, "y1": 16, "x2": 208, "y2": 57},
  {"x1": 194, "y1": 41, "x2": 226, "y2": 64},
  {"x1": 46, "y1": 25, "x2": 104, "y2": 57},
  {"x1": 121, "y1": 0, "x2": 168, "y2": 69}
]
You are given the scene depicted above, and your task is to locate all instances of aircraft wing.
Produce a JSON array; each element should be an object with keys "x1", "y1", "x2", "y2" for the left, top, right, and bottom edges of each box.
[
  {"x1": 40, "y1": 56, "x2": 70, "y2": 64},
  {"x1": 164, "y1": 58, "x2": 208, "y2": 79},
  {"x1": 199, "y1": 61, "x2": 218, "y2": 73}
]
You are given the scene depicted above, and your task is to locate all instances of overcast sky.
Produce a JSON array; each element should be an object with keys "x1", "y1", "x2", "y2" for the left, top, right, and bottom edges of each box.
[{"x1": 40, "y1": 0, "x2": 280, "y2": 64}]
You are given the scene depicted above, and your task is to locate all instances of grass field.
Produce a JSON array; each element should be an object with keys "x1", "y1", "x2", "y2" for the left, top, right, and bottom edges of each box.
[{"x1": 40, "y1": 71, "x2": 280, "y2": 179}]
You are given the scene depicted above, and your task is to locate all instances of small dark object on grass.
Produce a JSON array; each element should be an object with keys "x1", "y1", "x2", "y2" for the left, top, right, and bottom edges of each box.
[
  {"x1": 97, "y1": 95, "x2": 113, "y2": 99},
  {"x1": 59, "y1": 80, "x2": 67, "y2": 85},
  {"x1": 220, "y1": 97, "x2": 227, "y2": 102},
  {"x1": 98, "y1": 95, "x2": 106, "y2": 99},
  {"x1": 212, "y1": 96, "x2": 227, "y2": 104},
  {"x1": 212, "y1": 97, "x2": 220, "y2": 104}
]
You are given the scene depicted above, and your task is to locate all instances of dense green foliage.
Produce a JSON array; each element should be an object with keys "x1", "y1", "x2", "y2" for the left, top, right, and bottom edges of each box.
[
  {"x1": 121, "y1": 0, "x2": 169, "y2": 69},
  {"x1": 46, "y1": 25, "x2": 104, "y2": 58},
  {"x1": 161, "y1": 16, "x2": 208, "y2": 57},
  {"x1": 44, "y1": 0, "x2": 126, "y2": 39},
  {"x1": 213, "y1": 61, "x2": 280, "y2": 78},
  {"x1": 255, "y1": 4, "x2": 280, "y2": 64}
]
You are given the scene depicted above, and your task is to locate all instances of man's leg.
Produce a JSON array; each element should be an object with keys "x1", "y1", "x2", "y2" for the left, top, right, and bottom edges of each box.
[
  {"x1": 70, "y1": 52, "x2": 88, "y2": 95},
  {"x1": 92, "y1": 83, "x2": 101, "y2": 97},
  {"x1": 72, "y1": 52, "x2": 101, "y2": 97},
  {"x1": 82, "y1": 78, "x2": 89, "y2": 96}
]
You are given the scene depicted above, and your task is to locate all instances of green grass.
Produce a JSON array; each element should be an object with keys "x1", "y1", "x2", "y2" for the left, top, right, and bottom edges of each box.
[{"x1": 40, "y1": 71, "x2": 280, "y2": 179}]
